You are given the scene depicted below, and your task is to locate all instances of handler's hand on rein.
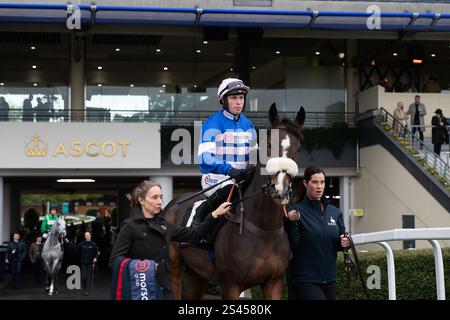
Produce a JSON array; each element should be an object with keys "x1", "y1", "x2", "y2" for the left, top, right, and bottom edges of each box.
[
  {"x1": 340, "y1": 234, "x2": 350, "y2": 248},
  {"x1": 286, "y1": 210, "x2": 301, "y2": 221}
]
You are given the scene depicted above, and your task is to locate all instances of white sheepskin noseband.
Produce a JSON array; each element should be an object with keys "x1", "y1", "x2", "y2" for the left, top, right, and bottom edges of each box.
[{"x1": 266, "y1": 157, "x2": 298, "y2": 177}]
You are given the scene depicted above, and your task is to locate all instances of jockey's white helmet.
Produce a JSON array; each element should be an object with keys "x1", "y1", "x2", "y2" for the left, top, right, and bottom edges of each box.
[{"x1": 217, "y1": 78, "x2": 249, "y2": 104}]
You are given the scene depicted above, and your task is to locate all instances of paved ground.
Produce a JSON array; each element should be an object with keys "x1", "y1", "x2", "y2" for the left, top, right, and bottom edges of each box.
[{"x1": 0, "y1": 264, "x2": 112, "y2": 300}]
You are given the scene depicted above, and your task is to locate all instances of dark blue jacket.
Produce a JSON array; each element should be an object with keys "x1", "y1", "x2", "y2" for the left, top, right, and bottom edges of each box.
[
  {"x1": 287, "y1": 197, "x2": 346, "y2": 284},
  {"x1": 8, "y1": 241, "x2": 26, "y2": 262},
  {"x1": 76, "y1": 241, "x2": 98, "y2": 265}
]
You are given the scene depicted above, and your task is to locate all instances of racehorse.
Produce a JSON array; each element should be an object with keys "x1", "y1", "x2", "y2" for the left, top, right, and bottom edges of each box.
[
  {"x1": 164, "y1": 103, "x2": 305, "y2": 299},
  {"x1": 42, "y1": 216, "x2": 66, "y2": 295}
]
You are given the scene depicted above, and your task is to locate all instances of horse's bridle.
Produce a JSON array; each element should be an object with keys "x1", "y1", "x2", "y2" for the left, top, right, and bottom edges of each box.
[{"x1": 266, "y1": 169, "x2": 294, "y2": 201}]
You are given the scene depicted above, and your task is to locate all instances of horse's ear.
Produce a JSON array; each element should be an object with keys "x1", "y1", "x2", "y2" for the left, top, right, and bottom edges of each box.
[
  {"x1": 269, "y1": 103, "x2": 280, "y2": 127},
  {"x1": 296, "y1": 106, "x2": 305, "y2": 127}
]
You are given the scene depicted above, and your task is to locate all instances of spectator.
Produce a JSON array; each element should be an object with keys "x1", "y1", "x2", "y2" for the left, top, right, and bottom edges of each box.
[
  {"x1": 22, "y1": 94, "x2": 34, "y2": 122},
  {"x1": 393, "y1": 101, "x2": 408, "y2": 136},
  {"x1": 29, "y1": 235, "x2": 45, "y2": 287},
  {"x1": 6, "y1": 232, "x2": 27, "y2": 289},
  {"x1": 406, "y1": 95, "x2": 427, "y2": 148},
  {"x1": 35, "y1": 97, "x2": 50, "y2": 122},
  {"x1": 431, "y1": 108, "x2": 447, "y2": 156},
  {"x1": 0, "y1": 96, "x2": 10, "y2": 121}
]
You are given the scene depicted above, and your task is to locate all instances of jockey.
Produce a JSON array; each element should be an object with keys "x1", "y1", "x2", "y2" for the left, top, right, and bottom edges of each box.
[
  {"x1": 191, "y1": 78, "x2": 257, "y2": 228},
  {"x1": 40, "y1": 206, "x2": 58, "y2": 239}
]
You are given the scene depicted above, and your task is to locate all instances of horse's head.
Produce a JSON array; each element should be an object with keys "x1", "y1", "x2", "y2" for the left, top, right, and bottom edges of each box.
[
  {"x1": 265, "y1": 103, "x2": 305, "y2": 205},
  {"x1": 51, "y1": 216, "x2": 66, "y2": 238}
]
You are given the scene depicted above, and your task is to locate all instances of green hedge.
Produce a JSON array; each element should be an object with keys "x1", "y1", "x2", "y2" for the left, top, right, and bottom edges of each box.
[{"x1": 247, "y1": 248, "x2": 450, "y2": 300}]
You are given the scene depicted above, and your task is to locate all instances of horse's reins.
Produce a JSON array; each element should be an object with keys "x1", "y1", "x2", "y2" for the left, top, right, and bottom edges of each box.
[
  {"x1": 176, "y1": 176, "x2": 234, "y2": 205},
  {"x1": 224, "y1": 172, "x2": 292, "y2": 237}
]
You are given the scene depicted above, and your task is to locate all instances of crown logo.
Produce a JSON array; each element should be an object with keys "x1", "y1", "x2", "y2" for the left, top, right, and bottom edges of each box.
[{"x1": 25, "y1": 134, "x2": 47, "y2": 157}]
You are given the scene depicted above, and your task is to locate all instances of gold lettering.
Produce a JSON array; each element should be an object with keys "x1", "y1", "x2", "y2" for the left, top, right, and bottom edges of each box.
[
  {"x1": 71, "y1": 141, "x2": 82, "y2": 157},
  {"x1": 85, "y1": 141, "x2": 99, "y2": 157},
  {"x1": 118, "y1": 141, "x2": 131, "y2": 157},
  {"x1": 102, "y1": 141, "x2": 117, "y2": 157},
  {"x1": 53, "y1": 143, "x2": 69, "y2": 157}
]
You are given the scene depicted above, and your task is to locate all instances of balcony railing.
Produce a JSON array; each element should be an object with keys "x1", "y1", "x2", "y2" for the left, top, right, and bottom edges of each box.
[{"x1": 0, "y1": 109, "x2": 356, "y2": 128}]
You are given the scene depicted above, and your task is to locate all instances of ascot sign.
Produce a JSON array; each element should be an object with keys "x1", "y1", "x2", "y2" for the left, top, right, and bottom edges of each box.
[
  {"x1": 0, "y1": 123, "x2": 160, "y2": 169},
  {"x1": 26, "y1": 134, "x2": 131, "y2": 158}
]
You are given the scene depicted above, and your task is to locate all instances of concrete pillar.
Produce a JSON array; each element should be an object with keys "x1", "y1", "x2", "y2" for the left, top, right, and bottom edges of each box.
[
  {"x1": 10, "y1": 184, "x2": 20, "y2": 237},
  {"x1": 150, "y1": 176, "x2": 173, "y2": 209},
  {"x1": 346, "y1": 39, "x2": 359, "y2": 114},
  {"x1": 117, "y1": 189, "x2": 131, "y2": 225},
  {"x1": 340, "y1": 176, "x2": 351, "y2": 233},
  {"x1": 70, "y1": 33, "x2": 85, "y2": 122},
  {"x1": 0, "y1": 178, "x2": 11, "y2": 243},
  {"x1": 0, "y1": 177, "x2": 3, "y2": 243}
]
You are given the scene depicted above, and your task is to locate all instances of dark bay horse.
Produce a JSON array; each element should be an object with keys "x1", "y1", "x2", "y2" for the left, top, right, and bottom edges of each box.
[
  {"x1": 42, "y1": 216, "x2": 66, "y2": 295},
  {"x1": 163, "y1": 104, "x2": 305, "y2": 299}
]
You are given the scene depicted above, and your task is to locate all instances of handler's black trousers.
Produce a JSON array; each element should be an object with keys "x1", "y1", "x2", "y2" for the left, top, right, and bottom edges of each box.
[
  {"x1": 293, "y1": 282, "x2": 336, "y2": 300},
  {"x1": 81, "y1": 264, "x2": 94, "y2": 291}
]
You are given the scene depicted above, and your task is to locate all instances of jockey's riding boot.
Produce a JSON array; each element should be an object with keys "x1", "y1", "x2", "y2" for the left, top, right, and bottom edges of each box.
[{"x1": 191, "y1": 184, "x2": 233, "y2": 229}]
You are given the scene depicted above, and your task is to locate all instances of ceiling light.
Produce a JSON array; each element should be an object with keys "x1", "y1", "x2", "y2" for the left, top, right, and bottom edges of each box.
[
  {"x1": 32, "y1": 65, "x2": 37, "y2": 69},
  {"x1": 275, "y1": 51, "x2": 281, "y2": 55},
  {"x1": 33, "y1": 83, "x2": 38, "y2": 86},
  {"x1": 163, "y1": 67, "x2": 168, "y2": 71},
  {"x1": 371, "y1": 60, "x2": 375, "y2": 66},
  {"x1": 57, "y1": 179, "x2": 96, "y2": 183},
  {"x1": 97, "y1": 84, "x2": 102, "y2": 87},
  {"x1": 196, "y1": 49, "x2": 201, "y2": 53},
  {"x1": 315, "y1": 51, "x2": 320, "y2": 55},
  {"x1": 30, "y1": 46, "x2": 36, "y2": 50},
  {"x1": 230, "y1": 67, "x2": 234, "y2": 71},
  {"x1": 0, "y1": 83, "x2": 4, "y2": 86},
  {"x1": 130, "y1": 84, "x2": 134, "y2": 87},
  {"x1": 413, "y1": 59, "x2": 423, "y2": 64},
  {"x1": 393, "y1": 52, "x2": 398, "y2": 56},
  {"x1": 156, "y1": 48, "x2": 161, "y2": 53},
  {"x1": 431, "y1": 53, "x2": 436, "y2": 57},
  {"x1": 194, "y1": 84, "x2": 197, "y2": 88},
  {"x1": 162, "y1": 84, "x2": 166, "y2": 88},
  {"x1": 203, "y1": 41, "x2": 208, "y2": 44},
  {"x1": 159, "y1": 90, "x2": 163, "y2": 93},
  {"x1": 115, "y1": 48, "x2": 120, "y2": 52},
  {"x1": 252, "y1": 66, "x2": 256, "y2": 70},
  {"x1": 338, "y1": 52, "x2": 345, "y2": 59},
  {"x1": 97, "y1": 66, "x2": 103, "y2": 70}
]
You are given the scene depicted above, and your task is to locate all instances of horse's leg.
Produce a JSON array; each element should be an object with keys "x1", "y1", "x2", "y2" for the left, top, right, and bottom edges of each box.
[
  {"x1": 54, "y1": 260, "x2": 62, "y2": 294},
  {"x1": 49, "y1": 259, "x2": 57, "y2": 295},
  {"x1": 221, "y1": 283, "x2": 242, "y2": 300},
  {"x1": 169, "y1": 243, "x2": 185, "y2": 299},
  {"x1": 183, "y1": 268, "x2": 208, "y2": 300},
  {"x1": 42, "y1": 259, "x2": 50, "y2": 291},
  {"x1": 261, "y1": 278, "x2": 284, "y2": 300}
]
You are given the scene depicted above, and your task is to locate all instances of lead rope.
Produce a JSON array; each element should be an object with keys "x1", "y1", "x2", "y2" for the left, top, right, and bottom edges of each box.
[{"x1": 343, "y1": 232, "x2": 370, "y2": 299}]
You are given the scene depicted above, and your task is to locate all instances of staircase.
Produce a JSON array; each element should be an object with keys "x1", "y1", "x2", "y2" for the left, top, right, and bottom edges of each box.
[{"x1": 358, "y1": 108, "x2": 450, "y2": 213}]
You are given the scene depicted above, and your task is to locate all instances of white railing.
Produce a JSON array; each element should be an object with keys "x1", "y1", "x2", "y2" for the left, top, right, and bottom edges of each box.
[{"x1": 351, "y1": 228, "x2": 450, "y2": 300}]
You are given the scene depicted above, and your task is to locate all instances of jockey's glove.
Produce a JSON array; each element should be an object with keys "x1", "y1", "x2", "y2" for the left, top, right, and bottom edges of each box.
[{"x1": 43, "y1": 233, "x2": 48, "y2": 239}]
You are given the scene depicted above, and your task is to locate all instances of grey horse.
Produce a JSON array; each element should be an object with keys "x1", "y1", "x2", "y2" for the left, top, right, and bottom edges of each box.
[{"x1": 41, "y1": 216, "x2": 66, "y2": 295}]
